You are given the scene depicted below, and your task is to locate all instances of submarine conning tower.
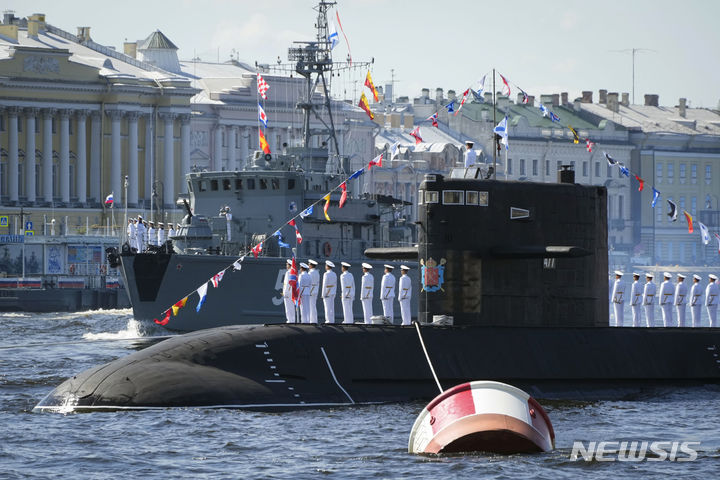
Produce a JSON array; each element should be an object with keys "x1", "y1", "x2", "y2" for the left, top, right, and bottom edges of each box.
[{"x1": 417, "y1": 168, "x2": 608, "y2": 327}]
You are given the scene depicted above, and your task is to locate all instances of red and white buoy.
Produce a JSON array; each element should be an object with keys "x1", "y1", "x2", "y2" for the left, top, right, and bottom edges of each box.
[{"x1": 408, "y1": 381, "x2": 555, "y2": 455}]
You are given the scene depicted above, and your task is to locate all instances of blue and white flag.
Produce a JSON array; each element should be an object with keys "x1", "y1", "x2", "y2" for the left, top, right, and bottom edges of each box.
[
  {"x1": 667, "y1": 200, "x2": 678, "y2": 221},
  {"x1": 196, "y1": 282, "x2": 208, "y2": 312},
  {"x1": 348, "y1": 168, "x2": 364, "y2": 180},
  {"x1": 273, "y1": 230, "x2": 290, "y2": 249},
  {"x1": 289, "y1": 201, "x2": 298, "y2": 213},
  {"x1": 699, "y1": 221, "x2": 710, "y2": 245},
  {"x1": 390, "y1": 141, "x2": 400, "y2": 160},
  {"x1": 604, "y1": 151, "x2": 617, "y2": 166},
  {"x1": 476, "y1": 74, "x2": 487, "y2": 96},
  {"x1": 300, "y1": 205, "x2": 314, "y2": 218},
  {"x1": 539, "y1": 103, "x2": 549, "y2": 117},
  {"x1": 258, "y1": 103, "x2": 268, "y2": 128},
  {"x1": 328, "y1": 20, "x2": 339, "y2": 49},
  {"x1": 445, "y1": 100, "x2": 455, "y2": 113},
  {"x1": 619, "y1": 164, "x2": 630, "y2": 177},
  {"x1": 493, "y1": 116, "x2": 509, "y2": 150},
  {"x1": 549, "y1": 111, "x2": 560, "y2": 123},
  {"x1": 651, "y1": 187, "x2": 660, "y2": 208}
]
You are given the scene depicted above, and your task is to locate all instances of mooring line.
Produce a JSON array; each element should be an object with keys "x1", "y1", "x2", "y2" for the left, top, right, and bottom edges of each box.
[
  {"x1": 413, "y1": 321, "x2": 443, "y2": 394},
  {"x1": 320, "y1": 346, "x2": 355, "y2": 404}
]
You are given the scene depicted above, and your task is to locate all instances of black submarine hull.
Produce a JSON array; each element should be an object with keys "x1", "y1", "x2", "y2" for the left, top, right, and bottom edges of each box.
[{"x1": 35, "y1": 324, "x2": 720, "y2": 411}]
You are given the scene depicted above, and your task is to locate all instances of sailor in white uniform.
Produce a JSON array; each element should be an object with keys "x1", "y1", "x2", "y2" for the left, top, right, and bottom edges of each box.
[
  {"x1": 674, "y1": 274, "x2": 688, "y2": 327},
  {"x1": 360, "y1": 263, "x2": 374, "y2": 324},
  {"x1": 282, "y1": 259, "x2": 295, "y2": 323},
  {"x1": 298, "y1": 263, "x2": 312, "y2": 324},
  {"x1": 308, "y1": 259, "x2": 320, "y2": 324},
  {"x1": 610, "y1": 270, "x2": 625, "y2": 326},
  {"x1": 630, "y1": 272, "x2": 642, "y2": 327},
  {"x1": 380, "y1": 265, "x2": 396, "y2": 322},
  {"x1": 642, "y1": 273, "x2": 656, "y2": 327},
  {"x1": 157, "y1": 222, "x2": 166, "y2": 246},
  {"x1": 147, "y1": 222, "x2": 157, "y2": 248},
  {"x1": 340, "y1": 262, "x2": 355, "y2": 324},
  {"x1": 135, "y1": 216, "x2": 146, "y2": 251},
  {"x1": 690, "y1": 274, "x2": 703, "y2": 327},
  {"x1": 398, "y1": 265, "x2": 412, "y2": 326},
  {"x1": 706, "y1": 274, "x2": 719, "y2": 328},
  {"x1": 464, "y1": 140, "x2": 477, "y2": 168},
  {"x1": 322, "y1": 260, "x2": 337, "y2": 323},
  {"x1": 126, "y1": 219, "x2": 136, "y2": 251},
  {"x1": 167, "y1": 223, "x2": 176, "y2": 240},
  {"x1": 659, "y1": 272, "x2": 674, "y2": 327}
]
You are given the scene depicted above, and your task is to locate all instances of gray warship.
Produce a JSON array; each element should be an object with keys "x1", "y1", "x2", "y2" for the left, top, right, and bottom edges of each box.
[{"x1": 112, "y1": 2, "x2": 418, "y2": 331}]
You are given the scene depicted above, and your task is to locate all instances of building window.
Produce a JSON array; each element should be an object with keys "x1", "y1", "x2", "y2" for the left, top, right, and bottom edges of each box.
[
  {"x1": 618, "y1": 195, "x2": 624, "y2": 219},
  {"x1": 691, "y1": 164, "x2": 697, "y2": 184},
  {"x1": 691, "y1": 196, "x2": 697, "y2": 213},
  {"x1": 210, "y1": 179, "x2": 219, "y2": 191},
  {"x1": 667, "y1": 163, "x2": 674, "y2": 184},
  {"x1": 595, "y1": 162, "x2": 600, "y2": 178},
  {"x1": 0, "y1": 113, "x2": 5, "y2": 131},
  {"x1": 519, "y1": 159, "x2": 525, "y2": 176},
  {"x1": 679, "y1": 163, "x2": 686, "y2": 183},
  {"x1": 259, "y1": 179, "x2": 268, "y2": 190},
  {"x1": 531, "y1": 159, "x2": 537, "y2": 176},
  {"x1": 607, "y1": 164, "x2": 612, "y2": 178},
  {"x1": 667, "y1": 241, "x2": 673, "y2": 261},
  {"x1": 418, "y1": 190, "x2": 424, "y2": 204},
  {"x1": 705, "y1": 164, "x2": 712, "y2": 184},
  {"x1": 235, "y1": 179, "x2": 243, "y2": 190},
  {"x1": 52, "y1": 118, "x2": 57, "y2": 134},
  {"x1": 222, "y1": 179, "x2": 231, "y2": 191},
  {"x1": 507, "y1": 159, "x2": 513, "y2": 175},
  {"x1": 680, "y1": 242, "x2": 687, "y2": 263},
  {"x1": 656, "y1": 242, "x2": 662, "y2": 260},
  {"x1": 288, "y1": 179, "x2": 295, "y2": 190},
  {"x1": 582, "y1": 161, "x2": 588, "y2": 177},
  {"x1": 247, "y1": 178, "x2": 255, "y2": 189},
  {"x1": 556, "y1": 161, "x2": 562, "y2": 174},
  {"x1": 425, "y1": 191, "x2": 438, "y2": 203},
  {"x1": 656, "y1": 201, "x2": 663, "y2": 223},
  {"x1": 656, "y1": 162, "x2": 663, "y2": 183},
  {"x1": 679, "y1": 196, "x2": 685, "y2": 211},
  {"x1": 442, "y1": 190, "x2": 464, "y2": 205},
  {"x1": 17, "y1": 117, "x2": 22, "y2": 133},
  {"x1": 545, "y1": 160, "x2": 550, "y2": 176}
]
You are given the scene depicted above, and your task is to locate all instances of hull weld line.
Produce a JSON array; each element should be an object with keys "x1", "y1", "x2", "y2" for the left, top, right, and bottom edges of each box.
[{"x1": 320, "y1": 346, "x2": 355, "y2": 404}]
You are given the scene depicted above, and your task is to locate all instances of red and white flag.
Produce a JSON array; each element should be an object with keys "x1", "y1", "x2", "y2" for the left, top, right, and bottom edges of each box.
[
  {"x1": 455, "y1": 88, "x2": 471, "y2": 116},
  {"x1": 368, "y1": 153, "x2": 383, "y2": 169},
  {"x1": 499, "y1": 73, "x2": 511, "y2": 96},
  {"x1": 586, "y1": 139, "x2": 595, "y2": 153},
  {"x1": 288, "y1": 219, "x2": 302, "y2": 244},
  {"x1": 251, "y1": 242, "x2": 263, "y2": 258},
  {"x1": 427, "y1": 112, "x2": 438, "y2": 127},
  {"x1": 410, "y1": 126, "x2": 422, "y2": 145},
  {"x1": 257, "y1": 73, "x2": 270, "y2": 100},
  {"x1": 211, "y1": 270, "x2": 225, "y2": 288},
  {"x1": 339, "y1": 182, "x2": 348, "y2": 208}
]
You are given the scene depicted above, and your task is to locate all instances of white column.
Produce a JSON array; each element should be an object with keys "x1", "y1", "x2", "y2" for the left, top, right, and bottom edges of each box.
[
  {"x1": 214, "y1": 124, "x2": 224, "y2": 171},
  {"x1": 90, "y1": 111, "x2": 101, "y2": 203},
  {"x1": 144, "y1": 114, "x2": 153, "y2": 206},
  {"x1": 42, "y1": 109, "x2": 55, "y2": 203},
  {"x1": 127, "y1": 111, "x2": 139, "y2": 206},
  {"x1": 75, "y1": 110, "x2": 87, "y2": 204},
  {"x1": 227, "y1": 126, "x2": 236, "y2": 171},
  {"x1": 59, "y1": 109, "x2": 70, "y2": 203},
  {"x1": 8, "y1": 107, "x2": 19, "y2": 202},
  {"x1": 162, "y1": 113, "x2": 175, "y2": 207},
  {"x1": 25, "y1": 108, "x2": 38, "y2": 203},
  {"x1": 239, "y1": 127, "x2": 249, "y2": 170},
  {"x1": 180, "y1": 114, "x2": 190, "y2": 193},
  {"x1": 108, "y1": 110, "x2": 123, "y2": 205}
]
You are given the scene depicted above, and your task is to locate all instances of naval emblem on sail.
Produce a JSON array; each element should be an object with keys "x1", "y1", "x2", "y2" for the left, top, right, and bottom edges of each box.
[{"x1": 421, "y1": 257, "x2": 446, "y2": 292}]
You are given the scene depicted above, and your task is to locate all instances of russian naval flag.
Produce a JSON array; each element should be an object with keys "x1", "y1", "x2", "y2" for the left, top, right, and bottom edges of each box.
[{"x1": 104, "y1": 193, "x2": 114, "y2": 206}]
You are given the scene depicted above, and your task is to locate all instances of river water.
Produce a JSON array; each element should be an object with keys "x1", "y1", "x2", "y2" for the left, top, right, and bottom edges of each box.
[{"x1": 1, "y1": 310, "x2": 719, "y2": 479}]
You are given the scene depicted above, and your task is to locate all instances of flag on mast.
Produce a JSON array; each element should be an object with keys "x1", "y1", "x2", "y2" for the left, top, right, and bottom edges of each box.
[
  {"x1": 259, "y1": 129, "x2": 271, "y2": 154},
  {"x1": 323, "y1": 194, "x2": 331, "y2": 221},
  {"x1": 493, "y1": 116, "x2": 509, "y2": 150},
  {"x1": 699, "y1": 222, "x2": 710, "y2": 244},
  {"x1": 104, "y1": 193, "x2": 114, "y2": 206},
  {"x1": 257, "y1": 73, "x2": 270, "y2": 99},
  {"x1": 667, "y1": 200, "x2": 678, "y2": 221},
  {"x1": 683, "y1": 210, "x2": 694, "y2": 233},
  {"x1": 358, "y1": 92, "x2": 374, "y2": 119},
  {"x1": 409, "y1": 126, "x2": 422, "y2": 144},
  {"x1": 364, "y1": 71, "x2": 379, "y2": 102},
  {"x1": 258, "y1": 103, "x2": 268, "y2": 128}
]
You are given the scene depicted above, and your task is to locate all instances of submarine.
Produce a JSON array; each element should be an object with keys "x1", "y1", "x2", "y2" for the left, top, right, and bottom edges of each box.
[{"x1": 35, "y1": 167, "x2": 720, "y2": 412}]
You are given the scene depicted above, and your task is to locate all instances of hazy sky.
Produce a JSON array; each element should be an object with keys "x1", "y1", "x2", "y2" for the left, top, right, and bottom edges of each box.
[{"x1": 10, "y1": 0, "x2": 720, "y2": 108}]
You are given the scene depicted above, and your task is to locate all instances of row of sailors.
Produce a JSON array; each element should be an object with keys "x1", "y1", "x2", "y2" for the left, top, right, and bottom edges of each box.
[
  {"x1": 282, "y1": 260, "x2": 412, "y2": 325},
  {"x1": 126, "y1": 216, "x2": 179, "y2": 252},
  {"x1": 611, "y1": 271, "x2": 719, "y2": 327}
]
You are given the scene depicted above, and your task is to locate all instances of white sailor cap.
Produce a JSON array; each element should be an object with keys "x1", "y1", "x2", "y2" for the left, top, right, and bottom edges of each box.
[
  {"x1": 299, "y1": 262, "x2": 309, "y2": 269},
  {"x1": 158, "y1": 222, "x2": 164, "y2": 226},
  {"x1": 693, "y1": 274, "x2": 701, "y2": 280},
  {"x1": 677, "y1": 274, "x2": 686, "y2": 279},
  {"x1": 710, "y1": 274, "x2": 719, "y2": 281},
  {"x1": 325, "y1": 260, "x2": 335, "y2": 268},
  {"x1": 384, "y1": 264, "x2": 395, "y2": 270},
  {"x1": 663, "y1": 272, "x2": 672, "y2": 278},
  {"x1": 137, "y1": 215, "x2": 143, "y2": 219},
  {"x1": 632, "y1": 272, "x2": 641, "y2": 277},
  {"x1": 362, "y1": 263, "x2": 372, "y2": 269},
  {"x1": 286, "y1": 259, "x2": 292, "y2": 265},
  {"x1": 614, "y1": 270, "x2": 623, "y2": 276},
  {"x1": 341, "y1": 262, "x2": 351, "y2": 267},
  {"x1": 465, "y1": 140, "x2": 474, "y2": 145},
  {"x1": 645, "y1": 272, "x2": 654, "y2": 278},
  {"x1": 308, "y1": 259, "x2": 318, "y2": 266},
  {"x1": 400, "y1": 265, "x2": 410, "y2": 270}
]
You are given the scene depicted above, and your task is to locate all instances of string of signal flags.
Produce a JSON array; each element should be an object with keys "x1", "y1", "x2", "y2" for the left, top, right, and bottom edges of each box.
[
  {"x1": 154, "y1": 69, "x2": 719, "y2": 326},
  {"x1": 354, "y1": 68, "x2": 720, "y2": 253}
]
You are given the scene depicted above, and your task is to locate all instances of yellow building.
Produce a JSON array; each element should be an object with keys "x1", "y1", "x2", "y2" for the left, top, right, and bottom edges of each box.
[{"x1": 0, "y1": 13, "x2": 195, "y2": 234}]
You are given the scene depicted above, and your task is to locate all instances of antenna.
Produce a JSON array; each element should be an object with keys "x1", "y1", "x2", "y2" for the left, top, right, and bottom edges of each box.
[{"x1": 610, "y1": 48, "x2": 656, "y2": 105}]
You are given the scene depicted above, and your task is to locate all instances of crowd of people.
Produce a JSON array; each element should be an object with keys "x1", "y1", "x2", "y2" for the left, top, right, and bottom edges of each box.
[
  {"x1": 125, "y1": 216, "x2": 180, "y2": 252},
  {"x1": 282, "y1": 259, "x2": 413, "y2": 325},
  {"x1": 611, "y1": 271, "x2": 719, "y2": 327}
]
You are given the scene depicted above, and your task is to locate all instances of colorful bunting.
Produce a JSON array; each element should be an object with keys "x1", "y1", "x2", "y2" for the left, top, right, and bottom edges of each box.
[
  {"x1": 258, "y1": 103, "x2": 268, "y2": 128},
  {"x1": 323, "y1": 194, "x2": 331, "y2": 221},
  {"x1": 251, "y1": 242, "x2": 263, "y2": 258},
  {"x1": 300, "y1": 205, "x2": 314, "y2": 218},
  {"x1": 211, "y1": 271, "x2": 225, "y2": 288},
  {"x1": 273, "y1": 230, "x2": 290, "y2": 248},
  {"x1": 683, "y1": 210, "x2": 693, "y2": 233},
  {"x1": 667, "y1": 200, "x2": 678, "y2": 222},
  {"x1": 699, "y1": 222, "x2": 710, "y2": 245},
  {"x1": 445, "y1": 100, "x2": 455, "y2": 114},
  {"x1": 635, "y1": 175, "x2": 644, "y2": 191},
  {"x1": 619, "y1": 164, "x2": 630, "y2": 177},
  {"x1": 154, "y1": 309, "x2": 171, "y2": 326},
  {"x1": 348, "y1": 168, "x2": 364, "y2": 180},
  {"x1": 172, "y1": 297, "x2": 188, "y2": 316},
  {"x1": 257, "y1": 73, "x2": 270, "y2": 100},
  {"x1": 519, "y1": 88, "x2": 529, "y2": 104},
  {"x1": 549, "y1": 111, "x2": 560, "y2": 123},
  {"x1": 259, "y1": 129, "x2": 271, "y2": 154},
  {"x1": 196, "y1": 283, "x2": 208, "y2": 312},
  {"x1": 339, "y1": 182, "x2": 347, "y2": 208},
  {"x1": 364, "y1": 71, "x2": 379, "y2": 102},
  {"x1": 410, "y1": 126, "x2": 422, "y2": 144},
  {"x1": 335, "y1": 10, "x2": 352, "y2": 64},
  {"x1": 586, "y1": 139, "x2": 595, "y2": 153},
  {"x1": 651, "y1": 188, "x2": 660, "y2": 208},
  {"x1": 499, "y1": 73, "x2": 511, "y2": 96},
  {"x1": 427, "y1": 113, "x2": 439, "y2": 127},
  {"x1": 232, "y1": 258, "x2": 244, "y2": 271},
  {"x1": 568, "y1": 125, "x2": 579, "y2": 144},
  {"x1": 368, "y1": 153, "x2": 383, "y2": 169},
  {"x1": 455, "y1": 88, "x2": 471, "y2": 116},
  {"x1": 289, "y1": 219, "x2": 303, "y2": 244},
  {"x1": 539, "y1": 103, "x2": 549, "y2": 117},
  {"x1": 289, "y1": 257, "x2": 299, "y2": 304},
  {"x1": 604, "y1": 151, "x2": 617, "y2": 166},
  {"x1": 358, "y1": 92, "x2": 374, "y2": 120},
  {"x1": 493, "y1": 116, "x2": 509, "y2": 150}
]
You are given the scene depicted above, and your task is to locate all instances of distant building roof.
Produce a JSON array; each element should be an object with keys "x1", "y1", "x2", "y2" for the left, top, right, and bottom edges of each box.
[{"x1": 138, "y1": 30, "x2": 178, "y2": 51}]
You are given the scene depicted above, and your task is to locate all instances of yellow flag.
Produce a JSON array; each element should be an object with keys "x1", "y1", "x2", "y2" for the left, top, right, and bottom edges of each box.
[
  {"x1": 172, "y1": 296, "x2": 188, "y2": 316},
  {"x1": 323, "y1": 194, "x2": 331, "y2": 221},
  {"x1": 358, "y1": 92, "x2": 374, "y2": 120},
  {"x1": 365, "y1": 71, "x2": 379, "y2": 102}
]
